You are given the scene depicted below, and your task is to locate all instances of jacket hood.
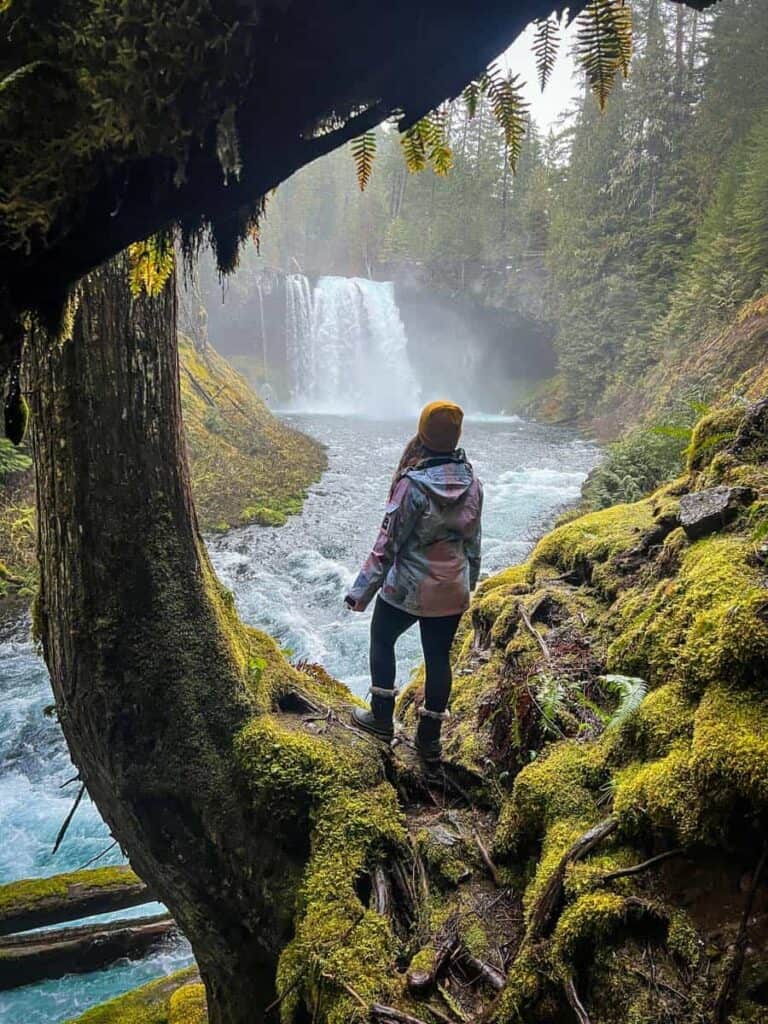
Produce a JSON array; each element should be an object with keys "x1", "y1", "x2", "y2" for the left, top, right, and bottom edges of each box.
[{"x1": 406, "y1": 455, "x2": 475, "y2": 503}]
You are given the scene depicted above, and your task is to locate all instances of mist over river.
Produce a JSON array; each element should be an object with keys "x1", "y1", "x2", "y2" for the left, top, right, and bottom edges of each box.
[{"x1": 0, "y1": 413, "x2": 598, "y2": 1024}]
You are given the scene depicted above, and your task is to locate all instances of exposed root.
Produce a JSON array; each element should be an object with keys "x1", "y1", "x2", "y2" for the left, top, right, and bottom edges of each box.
[
  {"x1": 599, "y1": 848, "x2": 684, "y2": 884},
  {"x1": 563, "y1": 975, "x2": 592, "y2": 1024},
  {"x1": 713, "y1": 842, "x2": 768, "y2": 1024},
  {"x1": 526, "y1": 816, "x2": 619, "y2": 942}
]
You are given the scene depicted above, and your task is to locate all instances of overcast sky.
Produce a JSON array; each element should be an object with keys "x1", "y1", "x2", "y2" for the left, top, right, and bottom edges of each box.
[{"x1": 499, "y1": 20, "x2": 580, "y2": 133}]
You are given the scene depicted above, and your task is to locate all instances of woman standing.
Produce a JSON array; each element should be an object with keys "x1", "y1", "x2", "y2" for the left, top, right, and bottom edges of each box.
[{"x1": 345, "y1": 401, "x2": 483, "y2": 760}]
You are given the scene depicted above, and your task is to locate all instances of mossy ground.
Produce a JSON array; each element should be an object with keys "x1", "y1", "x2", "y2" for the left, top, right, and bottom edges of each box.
[{"x1": 55, "y1": 400, "x2": 768, "y2": 1024}]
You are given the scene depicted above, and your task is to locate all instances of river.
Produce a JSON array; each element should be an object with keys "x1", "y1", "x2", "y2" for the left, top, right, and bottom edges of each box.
[{"x1": 0, "y1": 413, "x2": 598, "y2": 1024}]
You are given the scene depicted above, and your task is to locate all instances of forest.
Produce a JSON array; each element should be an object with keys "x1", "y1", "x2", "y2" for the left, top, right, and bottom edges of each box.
[{"x1": 1, "y1": 2, "x2": 768, "y2": 1024}]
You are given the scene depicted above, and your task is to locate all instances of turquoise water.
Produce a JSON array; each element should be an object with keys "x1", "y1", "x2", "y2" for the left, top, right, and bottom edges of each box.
[{"x1": 0, "y1": 414, "x2": 598, "y2": 1023}]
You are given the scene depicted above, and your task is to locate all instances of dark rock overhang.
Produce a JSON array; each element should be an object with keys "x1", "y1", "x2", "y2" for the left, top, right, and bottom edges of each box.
[{"x1": 1, "y1": 0, "x2": 718, "y2": 325}]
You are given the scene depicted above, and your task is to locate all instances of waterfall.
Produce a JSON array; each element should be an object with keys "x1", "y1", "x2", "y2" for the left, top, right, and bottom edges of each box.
[{"x1": 284, "y1": 275, "x2": 421, "y2": 417}]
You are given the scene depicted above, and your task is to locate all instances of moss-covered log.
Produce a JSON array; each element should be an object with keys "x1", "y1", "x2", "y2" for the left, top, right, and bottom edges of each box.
[
  {"x1": 0, "y1": 913, "x2": 175, "y2": 990},
  {"x1": 0, "y1": 866, "x2": 150, "y2": 936}
]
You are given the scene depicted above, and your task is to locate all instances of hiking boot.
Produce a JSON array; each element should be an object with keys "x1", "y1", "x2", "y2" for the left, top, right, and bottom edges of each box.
[
  {"x1": 351, "y1": 686, "x2": 396, "y2": 741},
  {"x1": 416, "y1": 706, "x2": 448, "y2": 762}
]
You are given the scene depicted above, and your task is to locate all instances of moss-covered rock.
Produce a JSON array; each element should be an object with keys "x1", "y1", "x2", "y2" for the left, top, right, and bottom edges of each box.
[
  {"x1": 66, "y1": 969, "x2": 199, "y2": 1023},
  {"x1": 179, "y1": 338, "x2": 325, "y2": 530}
]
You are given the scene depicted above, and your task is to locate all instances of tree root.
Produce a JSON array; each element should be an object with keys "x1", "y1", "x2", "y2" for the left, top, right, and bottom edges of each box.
[
  {"x1": 371, "y1": 1003, "x2": 432, "y2": 1024},
  {"x1": 406, "y1": 933, "x2": 458, "y2": 995},
  {"x1": 563, "y1": 975, "x2": 592, "y2": 1024},
  {"x1": 713, "y1": 842, "x2": 768, "y2": 1024},
  {"x1": 461, "y1": 950, "x2": 506, "y2": 992},
  {"x1": 598, "y1": 847, "x2": 683, "y2": 884},
  {"x1": 526, "y1": 816, "x2": 619, "y2": 942}
]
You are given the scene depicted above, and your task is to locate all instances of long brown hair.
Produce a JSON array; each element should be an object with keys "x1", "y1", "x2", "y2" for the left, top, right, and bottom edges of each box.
[{"x1": 390, "y1": 435, "x2": 427, "y2": 495}]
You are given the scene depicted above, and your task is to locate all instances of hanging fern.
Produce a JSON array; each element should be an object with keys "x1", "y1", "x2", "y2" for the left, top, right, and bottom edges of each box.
[
  {"x1": 533, "y1": 15, "x2": 561, "y2": 92},
  {"x1": 462, "y1": 80, "x2": 481, "y2": 119},
  {"x1": 576, "y1": 0, "x2": 634, "y2": 111},
  {"x1": 482, "y1": 64, "x2": 529, "y2": 172},
  {"x1": 401, "y1": 122, "x2": 427, "y2": 173},
  {"x1": 127, "y1": 233, "x2": 175, "y2": 297},
  {"x1": 350, "y1": 130, "x2": 376, "y2": 191}
]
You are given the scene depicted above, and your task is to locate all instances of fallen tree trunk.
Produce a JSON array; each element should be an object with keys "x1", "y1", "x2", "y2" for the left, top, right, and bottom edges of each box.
[
  {"x1": 0, "y1": 913, "x2": 175, "y2": 989},
  {"x1": 0, "y1": 866, "x2": 152, "y2": 936}
]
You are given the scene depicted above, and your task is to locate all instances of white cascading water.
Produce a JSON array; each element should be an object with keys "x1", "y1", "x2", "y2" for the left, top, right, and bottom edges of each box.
[{"x1": 284, "y1": 275, "x2": 421, "y2": 417}]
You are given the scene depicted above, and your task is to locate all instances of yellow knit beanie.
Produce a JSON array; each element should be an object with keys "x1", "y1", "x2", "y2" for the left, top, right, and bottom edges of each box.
[{"x1": 418, "y1": 400, "x2": 464, "y2": 453}]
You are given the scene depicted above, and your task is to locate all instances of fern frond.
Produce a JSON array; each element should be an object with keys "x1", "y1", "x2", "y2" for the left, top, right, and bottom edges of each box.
[
  {"x1": 533, "y1": 15, "x2": 561, "y2": 91},
  {"x1": 350, "y1": 130, "x2": 376, "y2": 191},
  {"x1": 600, "y1": 674, "x2": 648, "y2": 729},
  {"x1": 462, "y1": 80, "x2": 481, "y2": 119},
  {"x1": 614, "y1": 1, "x2": 633, "y2": 77},
  {"x1": 484, "y1": 66, "x2": 529, "y2": 172},
  {"x1": 422, "y1": 111, "x2": 454, "y2": 176},
  {"x1": 401, "y1": 123, "x2": 427, "y2": 173},
  {"x1": 576, "y1": 0, "x2": 634, "y2": 111},
  {"x1": 127, "y1": 233, "x2": 175, "y2": 297}
]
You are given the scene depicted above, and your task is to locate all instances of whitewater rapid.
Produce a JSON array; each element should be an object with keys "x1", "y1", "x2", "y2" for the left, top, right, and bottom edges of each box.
[{"x1": 0, "y1": 414, "x2": 598, "y2": 1024}]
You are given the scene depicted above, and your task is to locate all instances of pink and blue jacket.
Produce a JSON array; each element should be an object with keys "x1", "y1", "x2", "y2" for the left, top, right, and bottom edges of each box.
[{"x1": 347, "y1": 452, "x2": 483, "y2": 617}]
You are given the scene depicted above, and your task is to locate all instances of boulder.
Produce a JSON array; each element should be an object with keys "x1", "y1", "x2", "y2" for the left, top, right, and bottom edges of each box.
[{"x1": 678, "y1": 486, "x2": 755, "y2": 540}]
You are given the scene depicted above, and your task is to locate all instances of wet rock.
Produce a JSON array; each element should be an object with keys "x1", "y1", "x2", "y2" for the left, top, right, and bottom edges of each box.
[{"x1": 679, "y1": 486, "x2": 755, "y2": 540}]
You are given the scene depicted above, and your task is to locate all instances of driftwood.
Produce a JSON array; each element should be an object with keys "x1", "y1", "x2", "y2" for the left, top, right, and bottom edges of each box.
[
  {"x1": 526, "y1": 817, "x2": 619, "y2": 943},
  {"x1": 372, "y1": 865, "x2": 394, "y2": 919},
  {"x1": 0, "y1": 865, "x2": 152, "y2": 936},
  {"x1": 0, "y1": 913, "x2": 175, "y2": 989},
  {"x1": 713, "y1": 843, "x2": 768, "y2": 1024},
  {"x1": 517, "y1": 602, "x2": 552, "y2": 665}
]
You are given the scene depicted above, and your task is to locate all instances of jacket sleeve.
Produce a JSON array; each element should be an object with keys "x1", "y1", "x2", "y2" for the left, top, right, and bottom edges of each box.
[
  {"x1": 346, "y1": 476, "x2": 425, "y2": 610},
  {"x1": 465, "y1": 483, "x2": 483, "y2": 591}
]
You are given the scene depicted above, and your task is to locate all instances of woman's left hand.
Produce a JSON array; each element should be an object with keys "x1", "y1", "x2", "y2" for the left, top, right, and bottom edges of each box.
[{"x1": 344, "y1": 595, "x2": 365, "y2": 612}]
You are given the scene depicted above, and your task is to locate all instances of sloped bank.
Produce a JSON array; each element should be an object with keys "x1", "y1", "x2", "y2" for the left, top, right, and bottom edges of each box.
[
  {"x1": 0, "y1": 338, "x2": 325, "y2": 606},
  {"x1": 64, "y1": 400, "x2": 768, "y2": 1024}
]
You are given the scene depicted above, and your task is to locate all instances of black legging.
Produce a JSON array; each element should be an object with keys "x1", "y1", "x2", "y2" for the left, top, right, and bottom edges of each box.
[{"x1": 370, "y1": 595, "x2": 462, "y2": 713}]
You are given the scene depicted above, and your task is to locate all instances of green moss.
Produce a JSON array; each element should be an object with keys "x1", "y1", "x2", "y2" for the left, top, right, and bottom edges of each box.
[
  {"x1": 496, "y1": 741, "x2": 607, "y2": 857},
  {"x1": 604, "y1": 682, "x2": 695, "y2": 764},
  {"x1": 531, "y1": 501, "x2": 655, "y2": 597},
  {"x1": 415, "y1": 828, "x2": 472, "y2": 888},
  {"x1": 168, "y1": 984, "x2": 207, "y2": 1024},
  {"x1": 608, "y1": 535, "x2": 768, "y2": 691},
  {"x1": 686, "y1": 407, "x2": 743, "y2": 472},
  {"x1": 66, "y1": 968, "x2": 199, "y2": 1023},
  {"x1": 178, "y1": 336, "x2": 325, "y2": 531},
  {"x1": 276, "y1": 786, "x2": 405, "y2": 1023},
  {"x1": 691, "y1": 683, "x2": 768, "y2": 809},
  {"x1": 551, "y1": 891, "x2": 627, "y2": 973},
  {"x1": 613, "y1": 742, "x2": 699, "y2": 841},
  {"x1": 0, "y1": 865, "x2": 142, "y2": 915}
]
